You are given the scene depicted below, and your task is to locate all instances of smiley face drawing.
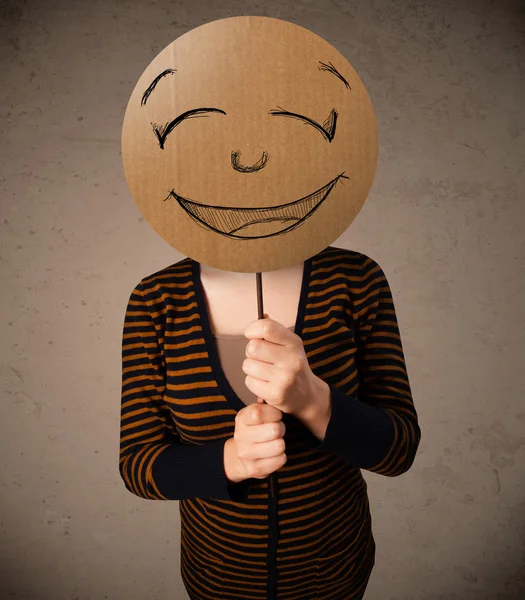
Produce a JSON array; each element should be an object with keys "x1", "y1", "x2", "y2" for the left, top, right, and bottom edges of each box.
[{"x1": 122, "y1": 16, "x2": 378, "y2": 272}]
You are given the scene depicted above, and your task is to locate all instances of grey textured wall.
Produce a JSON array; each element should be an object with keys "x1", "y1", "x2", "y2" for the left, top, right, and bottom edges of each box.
[{"x1": 1, "y1": 0, "x2": 524, "y2": 599}]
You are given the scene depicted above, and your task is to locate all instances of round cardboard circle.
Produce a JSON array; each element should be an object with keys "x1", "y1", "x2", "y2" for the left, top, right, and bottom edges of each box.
[{"x1": 122, "y1": 16, "x2": 378, "y2": 272}]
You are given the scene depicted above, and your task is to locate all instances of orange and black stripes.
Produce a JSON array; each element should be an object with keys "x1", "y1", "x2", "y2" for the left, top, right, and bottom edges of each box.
[{"x1": 119, "y1": 245, "x2": 420, "y2": 600}]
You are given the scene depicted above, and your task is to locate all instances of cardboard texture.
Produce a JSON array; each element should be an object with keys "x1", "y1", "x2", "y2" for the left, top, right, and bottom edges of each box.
[{"x1": 121, "y1": 15, "x2": 378, "y2": 272}]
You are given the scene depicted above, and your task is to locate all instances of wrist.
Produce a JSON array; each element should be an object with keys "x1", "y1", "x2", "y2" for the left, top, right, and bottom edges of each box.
[
  {"x1": 299, "y1": 376, "x2": 330, "y2": 422},
  {"x1": 224, "y1": 438, "x2": 246, "y2": 484},
  {"x1": 296, "y1": 377, "x2": 332, "y2": 441}
]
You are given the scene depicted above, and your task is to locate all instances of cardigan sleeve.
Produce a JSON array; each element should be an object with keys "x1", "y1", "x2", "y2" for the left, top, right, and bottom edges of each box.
[
  {"x1": 315, "y1": 255, "x2": 421, "y2": 476},
  {"x1": 119, "y1": 280, "x2": 252, "y2": 502}
]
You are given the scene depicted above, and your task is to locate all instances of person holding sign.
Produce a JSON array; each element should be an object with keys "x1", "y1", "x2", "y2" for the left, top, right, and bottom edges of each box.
[{"x1": 120, "y1": 15, "x2": 421, "y2": 600}]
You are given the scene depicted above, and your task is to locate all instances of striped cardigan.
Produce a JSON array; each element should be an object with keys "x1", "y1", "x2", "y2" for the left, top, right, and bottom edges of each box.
[{"x1": 119, "y1": 245, "x2": 421, "y2": 600}]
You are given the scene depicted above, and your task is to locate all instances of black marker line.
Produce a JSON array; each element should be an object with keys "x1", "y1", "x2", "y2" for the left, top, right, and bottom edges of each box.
[
  {"x1": 231, "y1": 150, "x2": 269, "y2": 173},
  {"x1": 141, "y1": 69, "x2": 176, "y2": 106},
  {"x1": 162, "y1": 172, "x2": 349, "y2": 240},
  {"x1": 268, "y1": 106, "x2": 338, "y2": 143},
  {"x1": 318, "y1": 61, "x2": 351, "y2": 90},
  {"x1": 152, "y1": 108, "x2": 227, "y2": 149}
]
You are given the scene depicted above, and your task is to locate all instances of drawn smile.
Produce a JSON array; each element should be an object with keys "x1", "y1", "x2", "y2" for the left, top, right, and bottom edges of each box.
[{"x1": 164, "y1": 172, "x2": 348, "y2": 239}]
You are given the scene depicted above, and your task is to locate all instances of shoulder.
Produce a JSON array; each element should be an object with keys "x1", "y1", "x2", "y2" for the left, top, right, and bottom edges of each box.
[
  {"x1": 324, "y1": 245, "x2": 386, "y2": 284},
  {"x1": 126, "y1": 256, "x2": 193, "y2": 333},
  {"x1": 131, "y1": 256, "x2": 193, "y2": 303},
  {"x1": 324, "y1": 246, "x2": 391, "y2": 321}
]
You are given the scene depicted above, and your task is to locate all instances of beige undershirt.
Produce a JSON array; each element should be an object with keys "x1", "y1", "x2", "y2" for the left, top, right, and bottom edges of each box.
[{"x1": 213, "y1": 326, "x2": 295, "y2": 406}]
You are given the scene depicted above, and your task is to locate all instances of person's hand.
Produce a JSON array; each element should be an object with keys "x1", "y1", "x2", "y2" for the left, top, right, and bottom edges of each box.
[
  {"x1": 230, "y1": 402, "x2": 287, "y2": 481},
  {"x1": 242, "y1": 314, "x2": 324, "y2": 419}
]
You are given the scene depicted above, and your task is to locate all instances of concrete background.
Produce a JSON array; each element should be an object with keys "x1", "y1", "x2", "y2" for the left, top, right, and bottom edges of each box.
[{"x1": 1, "y1": 0, "x2": 524, "y2": 598}]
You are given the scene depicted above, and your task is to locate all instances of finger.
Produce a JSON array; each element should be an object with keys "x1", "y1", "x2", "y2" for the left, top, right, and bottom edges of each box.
[
  {"x1": 244, "y1": 317, "x2": 292, "y2": 346},
  {"x1": 260, "y1": 403, "x2": 284, "y2": 421},
  {"x1": 243, "y1": 357, "x2": 273, "y2": 382},
  {"x1": 245, "y1": 374, "x2": 272, "y2": 402},
  {"x1": 245, "y1": 337, "x2": 288, "y2": 365}
]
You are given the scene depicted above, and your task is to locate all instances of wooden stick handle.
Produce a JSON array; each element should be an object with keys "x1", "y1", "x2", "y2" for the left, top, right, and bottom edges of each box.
[
  {"x1": 256, "y1": 272, "x2": 264, "y2": 319},
  {"x1": 255, "y1": 272, "x2": 266, "y2": 404}
]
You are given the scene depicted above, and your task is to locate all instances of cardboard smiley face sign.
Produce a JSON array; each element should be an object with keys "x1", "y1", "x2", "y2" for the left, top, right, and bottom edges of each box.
[{"x1": 122, "y1": 16, "x2": 378, "y2": 273}]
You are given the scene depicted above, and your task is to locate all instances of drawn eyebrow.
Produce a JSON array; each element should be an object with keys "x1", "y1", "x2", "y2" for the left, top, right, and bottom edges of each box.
[
  {"x1": 141, "y1": 68, "x2": 176, "y2": 106},
  {"x1": 318, "y1": 61, "x2": 351, "y2": 89},
  {"x1": 140, "y1": 60, "x2": 350, "y2": 106}
]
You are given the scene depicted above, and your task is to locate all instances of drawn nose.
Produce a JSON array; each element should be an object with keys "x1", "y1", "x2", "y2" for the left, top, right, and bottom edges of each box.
[{"x1": 231, "y1": 150, "x2": 269, "y2": 173}]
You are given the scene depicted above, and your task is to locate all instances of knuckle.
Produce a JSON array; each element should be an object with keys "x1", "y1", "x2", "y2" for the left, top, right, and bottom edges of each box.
[
  {"x1": 287, "y1": 358, "x2": 300, "y2": 377},
  {"x1": 281, "y1": 371, "x2": 294, "y2": 389},
  {"x1": 263, "y1": 321, "x2": 274, "y2": 337}
]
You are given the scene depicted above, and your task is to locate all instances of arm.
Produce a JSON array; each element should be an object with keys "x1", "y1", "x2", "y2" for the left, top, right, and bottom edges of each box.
[
  {"x1": 296, "y1": 255, "x2": 421, "y2": 476},
  {"x1": 119, "y1": 280, "x2": 251, "y2": 501}
]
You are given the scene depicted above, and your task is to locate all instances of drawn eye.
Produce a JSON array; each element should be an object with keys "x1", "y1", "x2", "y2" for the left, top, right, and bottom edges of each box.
[
  {"x1": 151, "y1": 106, "x2": 338, "y2": 149},
  {"x1": 152, "y1": 107, "x2": 227, "y2": 149},
  {"x1": 269, "y1": 106, "x2": 338, "y2": 143}
]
